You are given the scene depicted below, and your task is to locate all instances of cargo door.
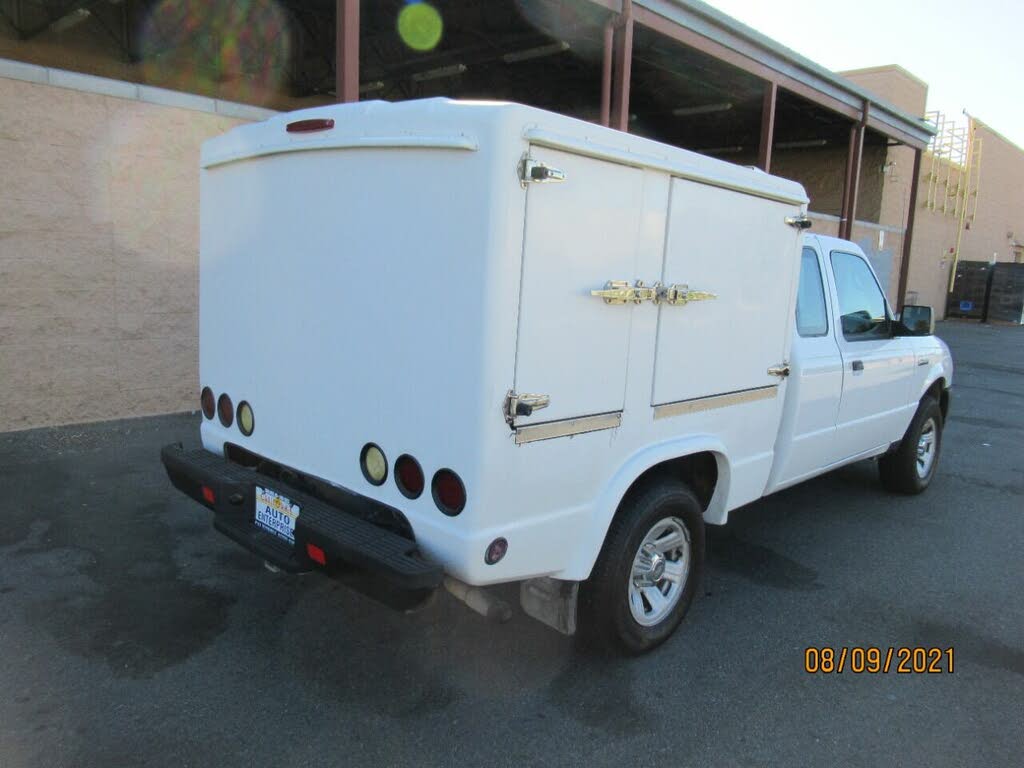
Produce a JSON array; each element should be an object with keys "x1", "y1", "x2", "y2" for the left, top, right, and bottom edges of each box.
[
  {"x1": 652, "y1": 179, "x2": 804, "y2": 408},
  {"x1": 512, "y1": 148, "x2": 644, "y2": 431}
]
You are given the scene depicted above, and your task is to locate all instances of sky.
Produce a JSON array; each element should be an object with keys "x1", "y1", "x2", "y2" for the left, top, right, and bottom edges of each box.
[{"x1": 703, "y1": 0, "x2": 1024, "y2": 148}]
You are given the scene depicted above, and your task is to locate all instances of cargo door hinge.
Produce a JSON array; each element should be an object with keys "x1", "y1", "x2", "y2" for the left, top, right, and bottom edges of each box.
[
  {"x1": 504, "y1": 390, "x2": 551, "y2": 425},
  {"x1": 785, "y1": 214, "x2": 813, "y2": 230},
  {"x1": 519, "y1": 157, "x2": 566, "y2": 188},
  {"x1": 767, "y1": 363, "x2": 791, "y2": 378}
]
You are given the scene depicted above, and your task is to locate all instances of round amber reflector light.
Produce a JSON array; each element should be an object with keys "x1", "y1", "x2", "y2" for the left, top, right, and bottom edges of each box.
[
  {"x1": 432, "y1": 469, "x2": 466, "y2": 516},
  {"x1": 217, "y1": 393, "x2": 234, "y2": 427},
  {"x1": 360, "y1": 444, "x2": 388, "y2": 486},
  {"x1": 237, "y1": 401, "x2": 254, "y2": 436},
  {"x1": 201, "y1": 387, "x2": 215, "y2": 420}
]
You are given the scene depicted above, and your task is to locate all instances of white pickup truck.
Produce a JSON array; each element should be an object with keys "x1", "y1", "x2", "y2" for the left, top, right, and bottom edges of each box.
[{"x1": 161, "y1": 99, "x2": 953, "y2": 654}]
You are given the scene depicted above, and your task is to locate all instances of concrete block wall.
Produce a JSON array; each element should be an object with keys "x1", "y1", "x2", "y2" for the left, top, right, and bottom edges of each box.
[{"x1": 0, "y1": 64, "x2": 272, "y2": 432}]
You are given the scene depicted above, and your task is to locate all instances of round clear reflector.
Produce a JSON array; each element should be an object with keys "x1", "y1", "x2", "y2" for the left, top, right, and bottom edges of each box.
[
  {"x1": 237, "y1": 401, "x2": 254, "y2": 436},
  {"x1": 361, "y1": 444, "x2": 387, "y2": 485}
]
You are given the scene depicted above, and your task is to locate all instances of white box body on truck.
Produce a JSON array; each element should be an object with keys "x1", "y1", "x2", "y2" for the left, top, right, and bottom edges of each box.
[{"x1": 161, "y1": 99, "x2": 953, "y2": 653}]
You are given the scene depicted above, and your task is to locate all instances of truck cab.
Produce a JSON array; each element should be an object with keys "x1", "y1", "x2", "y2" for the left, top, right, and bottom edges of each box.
[
  {"x1": 768, "y1": 234, "x2": 952, "y2": 493},
  {"x1": 161, "y1": 99, "x2": 952, "y2": 654}
]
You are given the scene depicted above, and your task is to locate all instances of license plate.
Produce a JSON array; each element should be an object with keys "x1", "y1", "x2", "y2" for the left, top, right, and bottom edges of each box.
[{"x1": 254, "y1": 486, "x2": 300, "y2": 544}]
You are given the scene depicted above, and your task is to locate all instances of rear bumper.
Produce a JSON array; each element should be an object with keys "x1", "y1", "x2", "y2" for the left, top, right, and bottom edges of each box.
[{"x1": 160, "y1": 443, "x2": 443, "y2": 591}]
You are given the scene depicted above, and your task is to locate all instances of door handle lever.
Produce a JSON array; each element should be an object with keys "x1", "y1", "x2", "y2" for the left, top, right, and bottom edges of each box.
[{"x1": 851, "y1": 360, "x2": 864, "y2": 372}]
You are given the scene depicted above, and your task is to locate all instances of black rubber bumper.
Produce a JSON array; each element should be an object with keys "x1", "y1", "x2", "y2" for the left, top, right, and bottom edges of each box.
[{"x1": 160, "y1": 444, "x2": 442, "y2": 590}]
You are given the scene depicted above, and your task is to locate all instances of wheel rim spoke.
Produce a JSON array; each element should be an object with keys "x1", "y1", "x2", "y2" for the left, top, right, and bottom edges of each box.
[
  {"x1": 662, "y1": 559, "x2": 686, "y2": 584},
  {"x1": 629, "y1": 587, "x2": 646, "y2": 618},
  {"x1": 653, "y1": 530, "x2": 684, "y2": 554},
  {"x1": 914, "y1": 418, "x2": 938, "y2": 478},
  {"x1": 642, "y1": 586, "x2": 669, "y2": 614}
]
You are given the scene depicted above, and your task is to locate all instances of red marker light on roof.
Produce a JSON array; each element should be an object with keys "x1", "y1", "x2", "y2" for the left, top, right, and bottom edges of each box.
[
  {"x1": 306, "y1": 543, "x2": 327, "y2": 565},
  {"x1": 287, "y1": 118, "x2": 335, "y2": 133}
]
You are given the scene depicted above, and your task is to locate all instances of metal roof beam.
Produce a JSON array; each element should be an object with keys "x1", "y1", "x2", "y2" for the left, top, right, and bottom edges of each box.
[{"x1": 625, "y1": 0, "x2": 933, "y2": 149}]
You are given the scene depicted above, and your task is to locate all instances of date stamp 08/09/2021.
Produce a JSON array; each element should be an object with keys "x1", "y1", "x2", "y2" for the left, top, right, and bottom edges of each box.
[{"x1": 805, "y1": 647, "x2": 955, "y2": 674}]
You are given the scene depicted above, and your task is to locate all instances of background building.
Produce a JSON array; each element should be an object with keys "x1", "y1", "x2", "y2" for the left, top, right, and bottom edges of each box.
[
  {"x1": 842, "y1": 65, "x2": 1024, "y2": 315},
  {"x1": 0, "y1": 0, "x2": 1019, "y2": 433}
]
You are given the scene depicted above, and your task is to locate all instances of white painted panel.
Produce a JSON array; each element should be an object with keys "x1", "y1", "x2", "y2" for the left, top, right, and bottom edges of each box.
[
  {"x1": 512, "y1": 148, "x2": 644, "y2": 425},
  {"x1": 766, "y1": 243, "x2": 845, "y2": 490},
  {"x1": 823, "y1": 244, "x2": 917, "y2": 457},
  {"x1": 653, "y1": 179, "x2": 803, "y2": 405}
]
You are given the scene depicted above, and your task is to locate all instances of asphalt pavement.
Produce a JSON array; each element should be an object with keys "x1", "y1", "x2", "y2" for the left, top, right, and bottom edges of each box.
[{"x1": 1, "y1": 320, "x2": 1022, "y2": 767}]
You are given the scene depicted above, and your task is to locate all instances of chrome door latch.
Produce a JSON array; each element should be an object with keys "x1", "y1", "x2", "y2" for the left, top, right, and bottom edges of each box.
[
  {"x1": 785, "y1": 214, "x2": 813, "y2": 230},
  {"x1": 591, "y1": 280, "x2": 656, "y2": 305},
  {"x1": 654, "y1": 283, "x2": 718, "y2": 306},
  {"x1": 505, "y1": 391, "x2": 551, "y2": 424},
  {"x1": 591, "y1": 281, "x2": 716, "y2": 306},
  {"x1": 767, "y1": 363, "x2": 791, "y2": 378},
  {"x1": 519, "y1": 157, "x2": 566, "y2": 188}
]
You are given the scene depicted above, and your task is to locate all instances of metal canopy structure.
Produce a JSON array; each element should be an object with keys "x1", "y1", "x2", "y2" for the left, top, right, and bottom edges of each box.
[
  {"x1": 630, "y1": 0, "x2": 932, "y2": 148},
  {"x1": 0, "y1": 0, "x2": 935, "y2": 306},
  {"x1": 329, "y1": 0, "x2": 933, "y2": 282}
]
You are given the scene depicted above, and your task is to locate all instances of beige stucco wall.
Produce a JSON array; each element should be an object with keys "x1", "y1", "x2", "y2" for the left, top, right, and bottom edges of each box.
[
  {"x1": 0, "y1": 74, "x2": 249, "y2": 432},
  {"x1": 841, "y1": 66, "x2": 928, "y2": 119},
  {"x1": 843, "y1": 66, "x2": 1024, "y2": 317},
  {"x1": 897, "y1": 124, "x2": 1024, "y2": 315},
  {"x1": 963, "y1": 123, "x2": 1024, "y2": 264}
]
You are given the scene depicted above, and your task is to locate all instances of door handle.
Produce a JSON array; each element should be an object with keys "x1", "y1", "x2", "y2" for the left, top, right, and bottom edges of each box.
[
  {"x1": 504, "y1": 391, "x2": 550, "y2": 424},
  {"x1": 851, "y1": 360, "x2": 864, "y2": 372}
]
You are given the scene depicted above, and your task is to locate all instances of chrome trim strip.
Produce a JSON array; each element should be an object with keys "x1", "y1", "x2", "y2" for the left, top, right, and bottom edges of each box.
[
  {"x1": 653, "y1": 385, "x2": 778, "y2": 420},
  {"x1": 515, "y1": 412, "x2": 622, "y2": 445}
]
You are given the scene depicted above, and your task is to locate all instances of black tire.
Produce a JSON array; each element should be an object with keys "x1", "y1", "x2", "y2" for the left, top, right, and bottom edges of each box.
[
  {"x1": 578, "y1": 478, "x2": 705, "y2": 655},
  {"x1": 878, "y1": 396, "x2": 943, "y2": 494}
]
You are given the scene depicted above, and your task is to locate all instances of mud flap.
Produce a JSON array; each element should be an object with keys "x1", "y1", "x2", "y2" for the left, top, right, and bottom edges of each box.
[{"x1": 520, "y1": 577, "x2": 579, "y2": 635}]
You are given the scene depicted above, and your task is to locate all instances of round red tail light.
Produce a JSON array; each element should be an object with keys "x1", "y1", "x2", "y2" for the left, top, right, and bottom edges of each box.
[
  {"x1": 395, "y1": 455, "x2": 424, "y2": 499},
  {"x1": 201, "y1": 387, "x2": 215, "y2": 420},
  {"x1": 217, "y1": 393, "x2": 234, "y2": 427},
  {"x1": 431, "y1": 469, "x2": 466, "y2": 516}
]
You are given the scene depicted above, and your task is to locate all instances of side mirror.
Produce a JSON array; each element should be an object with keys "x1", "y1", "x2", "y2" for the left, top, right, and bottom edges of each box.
[{"x1": 896, "y1": 305, "x2": 934, "y2": 336}]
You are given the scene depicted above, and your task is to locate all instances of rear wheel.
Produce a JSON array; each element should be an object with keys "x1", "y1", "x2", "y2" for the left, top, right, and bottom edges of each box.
[
  {"x1": 578, "y1": 479, "x2": 704, "y2": 654},
  {"x1": 879, "y1": 396, "x2": 943, "y2": 494}
]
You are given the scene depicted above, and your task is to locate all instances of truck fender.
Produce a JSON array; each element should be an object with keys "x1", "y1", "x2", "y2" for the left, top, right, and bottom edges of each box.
[
  {"x1": 918, "y1": 340, "x2": 954, "y2": 403},
  {"x1": 555, "y1": 434, "x2": 731, "y2": 581},
  {"x1": 918, "y1": 364, "x2": 948, "y2": 401}
]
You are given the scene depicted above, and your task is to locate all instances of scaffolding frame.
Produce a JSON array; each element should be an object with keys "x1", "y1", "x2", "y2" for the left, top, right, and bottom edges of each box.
[{"x1": 924, "y1": 111, "x2": 983, "y2": 291}]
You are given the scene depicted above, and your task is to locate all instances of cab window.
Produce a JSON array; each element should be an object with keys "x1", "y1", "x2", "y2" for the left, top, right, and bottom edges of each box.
[
  {"x1": 830, "y1": 250, "x2": 891, "y2": 340},
  {"x1": 796, "y1": 247, "x2": 828, "y2": 337}
]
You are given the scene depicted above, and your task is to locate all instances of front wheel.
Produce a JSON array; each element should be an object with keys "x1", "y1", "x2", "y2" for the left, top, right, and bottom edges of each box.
[
  {"x1": 878, "y1": 396, "x2": 943, "y2": 494},
  {"x1": 578, "y1": 479, "x2": 704, "y2": 654}
]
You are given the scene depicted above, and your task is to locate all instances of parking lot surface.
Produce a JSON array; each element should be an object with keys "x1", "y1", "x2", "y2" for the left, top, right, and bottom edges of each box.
[{"x1": 1, "y1": 321, "x2": 1022, "y2": 767}]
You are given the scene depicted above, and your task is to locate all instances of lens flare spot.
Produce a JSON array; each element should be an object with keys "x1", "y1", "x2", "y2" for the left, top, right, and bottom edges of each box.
[
  {"x1": 139, "y1": 0, "x2": 290, "y2": 106},
  {"x1": 398, "y1": 2, "x2": 443, "y2": 52}
]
